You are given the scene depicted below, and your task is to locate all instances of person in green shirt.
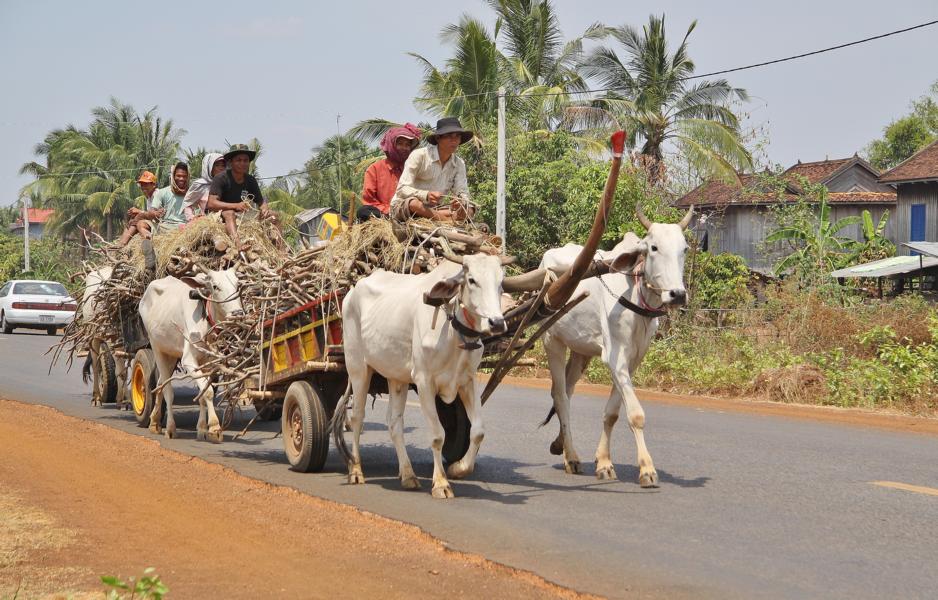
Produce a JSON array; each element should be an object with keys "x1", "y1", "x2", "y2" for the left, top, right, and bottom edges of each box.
[{"x1": 151, "y1": 162, "x2": 190, "y2": 232}]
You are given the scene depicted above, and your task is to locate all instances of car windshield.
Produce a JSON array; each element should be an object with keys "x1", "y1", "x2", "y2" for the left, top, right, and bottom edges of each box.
[{"x1": 13, "y1": 282, "x2": 69, "y2": 296}]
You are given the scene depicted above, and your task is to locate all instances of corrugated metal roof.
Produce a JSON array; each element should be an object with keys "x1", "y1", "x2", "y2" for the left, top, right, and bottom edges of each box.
[
  {"x1": 901, "y1": 242, "x2": 938, "y2": 258},
  {"x1": 830, "y1": 255, "x2": 938, "y2": 278}
]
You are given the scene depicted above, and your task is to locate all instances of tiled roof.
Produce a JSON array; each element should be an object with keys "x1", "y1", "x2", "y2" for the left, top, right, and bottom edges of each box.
[
  {"x1": 826, "y1": 191, "x2": 896, "y2": 204},
  {"x1": 783, "y1": 158, "x2": 854, "y2": 184},
  {"x1": 878, "y1": 139, "x2": 938, "y2": 183},
  {"x1": 677, "y1": 177, "x2": 896, "y2": 208},
  {"x1": 677, "y1": 174, "x2": 757, "y2": 207},
  {"x1": 13, "y1": 208, "x2": 55, "y2": 225}
]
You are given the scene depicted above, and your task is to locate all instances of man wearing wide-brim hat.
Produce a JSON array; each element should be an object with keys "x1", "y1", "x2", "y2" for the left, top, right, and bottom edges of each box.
[
  {"x1": 206, "y1": 144, "x2": 270, "y2": 248},
  {"x1": 391, "y1": 117, "x2": 476, "y2": 223}
]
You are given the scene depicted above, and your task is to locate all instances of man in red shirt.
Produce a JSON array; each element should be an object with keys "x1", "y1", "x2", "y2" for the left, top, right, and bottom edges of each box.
[{"x1": 357, "y1": 123, "x2": 421, "y2": 221}]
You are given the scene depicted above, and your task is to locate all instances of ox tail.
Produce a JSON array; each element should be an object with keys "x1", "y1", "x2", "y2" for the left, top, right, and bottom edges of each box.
[
  {"x1": 329, "y1": 382, "x2": 353, "y2": 464},
  {"x1": 539, "y1": 406, "x2": 557, "y2": 427},
  {"x1": 81, "y1": 353, "x2": 93, "y2": 385}
]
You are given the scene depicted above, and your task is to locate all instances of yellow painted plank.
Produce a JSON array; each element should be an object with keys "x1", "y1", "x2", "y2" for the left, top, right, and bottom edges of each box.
[
  {"x1": 262, "y1": 315, "x2": 340, "y2": 348},
  {"x1": 870, "y1": 481, "x2": 938, "y2": 497}
]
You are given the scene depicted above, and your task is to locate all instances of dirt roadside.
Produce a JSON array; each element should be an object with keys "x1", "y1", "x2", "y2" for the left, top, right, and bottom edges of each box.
[{"x1": 0, "y1": 399, "x2": 596, "y2": 600}]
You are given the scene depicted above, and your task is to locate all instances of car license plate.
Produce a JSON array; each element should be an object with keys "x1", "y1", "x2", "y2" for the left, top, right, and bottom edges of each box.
[{"x1": 39, "y1": 315, "x2": 54, "y2": 323}]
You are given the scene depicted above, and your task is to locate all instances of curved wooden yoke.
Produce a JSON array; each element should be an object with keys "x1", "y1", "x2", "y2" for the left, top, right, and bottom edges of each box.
[{"x1": 544, "y1": 130, "x2": 625, "y2": 310}]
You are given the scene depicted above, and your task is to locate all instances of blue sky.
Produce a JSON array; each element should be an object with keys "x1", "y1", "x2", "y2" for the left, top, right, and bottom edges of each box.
[{"x1": 1, "y1": 0, "x2": 936, "y2": 205}]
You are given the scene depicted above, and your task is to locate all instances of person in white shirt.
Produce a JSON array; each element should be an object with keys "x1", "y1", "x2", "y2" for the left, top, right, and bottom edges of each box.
[{"x1": 391, "y1": 117, "x2": 476, "y2": 223}]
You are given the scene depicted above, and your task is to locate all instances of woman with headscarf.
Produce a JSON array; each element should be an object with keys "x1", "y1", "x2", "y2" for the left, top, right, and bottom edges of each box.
[
  {"x1": 183, "y1": 152, "x2": 226, "y2": 222},
  {"x1": 357, "y1": 123, "x2": 421, "y2": 221}
]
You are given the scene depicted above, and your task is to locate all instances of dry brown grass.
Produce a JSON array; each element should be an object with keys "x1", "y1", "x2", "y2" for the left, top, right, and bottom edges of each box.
[
  {"x1": 744, "y1": 288, "x2": 935, "y2": 358},
  {"x1": 750, "y1": 364, "x2": 827, "y2": 404}
]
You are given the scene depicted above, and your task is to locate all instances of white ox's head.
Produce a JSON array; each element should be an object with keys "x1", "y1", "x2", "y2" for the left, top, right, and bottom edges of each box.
[
  {"x1": 620, "y1": 205, "x2": 693, "y2": 306},
  {"x1": 181, "y1": 267, "x2": 244, "y2": 320},
  {"x1": 425, "y1": 253, "x2": 514, "y2": 336}
]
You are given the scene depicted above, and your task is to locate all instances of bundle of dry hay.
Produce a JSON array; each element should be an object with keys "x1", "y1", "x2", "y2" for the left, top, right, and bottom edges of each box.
[
  {"x1": 198, "y1": 217, "x2": 502, "y2": 422},
  {"x1": 50, "y1": 214, "x2": 285, "y2": 374}
]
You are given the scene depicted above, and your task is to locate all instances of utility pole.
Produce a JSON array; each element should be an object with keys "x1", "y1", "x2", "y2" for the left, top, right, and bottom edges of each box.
[
  {"x1": 496, "y1": 86, "x2": 506, "y2": 252},
  {"x1": 337, "y1": 114, "x2": 352, "y2": 223},
  {"x1": 22, "y1": 196, "x2": 31, "y2": 273}
]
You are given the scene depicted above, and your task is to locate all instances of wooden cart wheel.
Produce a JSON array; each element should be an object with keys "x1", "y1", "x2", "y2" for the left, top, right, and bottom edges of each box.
[
  {"x1": 93, "y1": 344, "x2": 118, "y2": 405},
  {"x1": 282, "y1": 381, "x2": 329, "y2": 473},
  {"x1": 131, "y1": 349, "x2": 158, "y2": 427},
  {"x1": 436, "y1": 397, "x2": 471, "y2": 465}
]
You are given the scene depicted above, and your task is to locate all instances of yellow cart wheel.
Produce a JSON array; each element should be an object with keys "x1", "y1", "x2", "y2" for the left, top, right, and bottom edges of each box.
[{"x1": 131, "y1": 349, "x2": 158, "y2": 427}]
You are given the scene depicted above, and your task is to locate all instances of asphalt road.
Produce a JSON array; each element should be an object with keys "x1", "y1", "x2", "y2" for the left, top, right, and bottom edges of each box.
[{"x1": 2, "y1": 331, "x2": 938, "y2": 599}]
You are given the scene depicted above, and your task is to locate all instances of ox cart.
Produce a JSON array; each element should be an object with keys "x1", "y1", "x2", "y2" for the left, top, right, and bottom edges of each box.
[
  {"x1": 239, "y1": 279, "x2": 591, "y2": 473},
  {"x1": 243, "y1": 130, "x2": 627, "y2": 473}
]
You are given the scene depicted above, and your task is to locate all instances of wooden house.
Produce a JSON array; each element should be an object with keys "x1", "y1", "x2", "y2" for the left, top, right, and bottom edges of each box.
[
  {"x1": 878, "y1": 140, "x2": 938, "y2": 255},
  {"x1": 677, "y1": 156, "x2": 896, "y2": 272}
]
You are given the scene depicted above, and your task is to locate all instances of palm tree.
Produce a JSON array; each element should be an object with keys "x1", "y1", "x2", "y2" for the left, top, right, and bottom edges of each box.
[
  {"x1": 410, "y1": 15, "x2": 505, "y2": 138},
  {"x1": 577, "y1": 15, "x2": 752, "y2": 183},
  {"x1": 488, "y1": 0, "x2": 603, "y2": 130},
  {"x1": 296, "y1": 134, "x2": 373, "y2": 212},
  {"x1": 18, "y1": 99, "x2": 184, "y2": 241}
]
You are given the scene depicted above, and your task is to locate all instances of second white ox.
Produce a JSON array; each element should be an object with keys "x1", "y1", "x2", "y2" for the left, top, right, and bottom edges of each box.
[
  {"x1": 138, "y1": 267, "x2": 243, "y2": 442},
  {"x1": 80, "y1": 266, "x2": 128, "y2": 406},
  {"x1": 341, "y1": 253, "x2": 512, "y2": 499},
  {"x1": 539, "y1": 205, "x2": 693, "y2": 487}
]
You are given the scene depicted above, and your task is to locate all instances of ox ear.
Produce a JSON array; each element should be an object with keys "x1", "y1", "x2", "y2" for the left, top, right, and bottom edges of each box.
[
  {"x1": 609, "y1": 250, "x2": 642, "y2": 273},
  {"x1": 180, "y1": 273, "x2": 210, "y2": 290},
  {"x1": 423, "y1": 274, "x2": 462, "y2": 307}
]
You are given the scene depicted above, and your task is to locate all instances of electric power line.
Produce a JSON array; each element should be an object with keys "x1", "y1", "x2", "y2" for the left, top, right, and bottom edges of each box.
[
  {"x1": 417, "y1": 18, "x2": 938, "y2": 103},
  {"x1": 19, "y1": 17, "x2": 938, "y2": 185}
]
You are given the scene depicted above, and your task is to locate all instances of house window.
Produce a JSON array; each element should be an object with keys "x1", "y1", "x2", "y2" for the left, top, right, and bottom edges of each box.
[{"x1": 910, "y1": 204, "x2": 926, "y2": 242}]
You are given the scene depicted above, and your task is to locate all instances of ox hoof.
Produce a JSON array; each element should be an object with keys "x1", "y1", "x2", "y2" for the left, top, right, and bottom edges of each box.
[
  {"x1": 165, "y1": 427, "x2": 176, "y2": 440},
  {"x1": 197, "y1": 430, "x2": 207, "y2": 441},
  {"x1": 149, "y1": 424, "x2": 162, "y2": 436},
  {"x1": 447, "y1": 461, "x2": 473, "y2": 480},
  {"x1": 401, "y1": 475, "x2": 421, "y2": 490},
  {"x1": 206, "y1": 430, "x2": 223, "y2": 444},
  {"x1": 596, "y1": 464, "x2": 617, "y2": 480},
  {"x1": 348, "y1": 470, "x2": 366, "y2": 485},
  {"x1": 431, "y1": 483, "x2": 455, "y2": 499},
  {"x1": 639, "y1": 470, "x2": 659, "y2": 488},
  {"x1": 549, "y1": 439, "x2": 564, "y2": 455},
  {"x1": 564, "y1": 460, "x2": 582, "y2": 475}
]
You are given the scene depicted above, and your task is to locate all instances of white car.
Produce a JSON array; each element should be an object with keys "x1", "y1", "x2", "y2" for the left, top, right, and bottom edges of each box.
[{"x1": 0, "y1": 279, "x2": 77, "y2": 335}]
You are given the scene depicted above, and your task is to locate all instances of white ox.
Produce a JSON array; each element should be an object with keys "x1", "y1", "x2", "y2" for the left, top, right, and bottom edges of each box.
[
  {"x1": 138, "y1": 268, "x2": 243, "y2": 442},
  {"x1": 539, "y1": 205, "x2": 693, "y2": 487},
  {"x1": 80, "y1": 266, "x2": 128, "y2": 406},
  {"x1": 341, "y1": 253, "x2": 512, "y2": 499}
]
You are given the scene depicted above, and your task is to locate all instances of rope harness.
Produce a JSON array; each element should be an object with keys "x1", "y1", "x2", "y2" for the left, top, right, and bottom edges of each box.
[{"x1": 596, "y1": 258, "x2": 668, "y2": 319}]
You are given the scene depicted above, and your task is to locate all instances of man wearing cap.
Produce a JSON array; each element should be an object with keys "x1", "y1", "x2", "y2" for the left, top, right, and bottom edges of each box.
[
  {"x1": 391, "y1": 117, "x2": 476, "y2": 223},
  {"x1": 116, "y1": 170, "x2": 164, "y2": 247},
  {"x1": 358, "y1": 123, "x2": 421, "y2": 221},
  {"x1": 206, "y1": 144, "x2": 270, "y2": 248}
]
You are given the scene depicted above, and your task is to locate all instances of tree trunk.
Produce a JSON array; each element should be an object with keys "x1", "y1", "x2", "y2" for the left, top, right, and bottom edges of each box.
[{"x1": 106, "y1": 213, "x2": 112, "y2": 241}]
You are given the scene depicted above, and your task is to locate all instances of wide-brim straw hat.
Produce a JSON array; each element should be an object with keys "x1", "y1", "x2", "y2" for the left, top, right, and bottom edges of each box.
[
  {"x1": 427, "y1": 117, "x2": 474, "y2": 145},
  {"x1": 223, "y1": 143, "x2": 257, "y2": 162}
]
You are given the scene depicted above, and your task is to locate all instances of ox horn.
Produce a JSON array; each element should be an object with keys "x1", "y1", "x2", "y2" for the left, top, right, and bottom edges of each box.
[
  {"x1": 678, "y1": 205, "x2": 694, "y2": 230},
  {"x1": 499, "y1": 255, "x2": 516, "y2": 266},
  {"x1": 636, "y1": 202, "x2": 653, "y2": 230},
  {"x1": 443, "y1": 247, "x2": 466, "y2": 265},
  {"x1": 502, "y1": 269, "x2": 548, "y2": 293},
  {"x1": 545, "y1": 130, "x2": 626, "y2": 310}
]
